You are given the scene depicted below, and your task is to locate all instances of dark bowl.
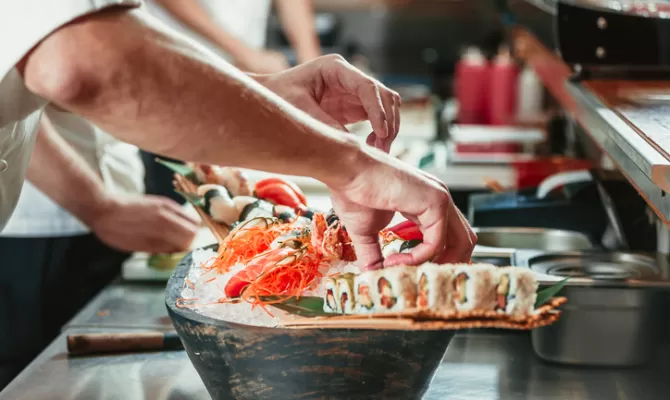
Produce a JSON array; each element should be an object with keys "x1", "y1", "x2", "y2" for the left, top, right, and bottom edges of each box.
[{"x1": 166, "y1": 245, "x2": 455, "y2": 400}]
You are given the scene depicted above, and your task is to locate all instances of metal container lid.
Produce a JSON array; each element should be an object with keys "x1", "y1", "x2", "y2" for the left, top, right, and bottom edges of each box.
[{"x1": 527, "y1": 251, "x2": 670, "y2": 288}]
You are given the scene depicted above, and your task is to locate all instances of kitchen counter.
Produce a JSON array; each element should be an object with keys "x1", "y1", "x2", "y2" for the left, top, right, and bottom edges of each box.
[{"x1": 2, "y1": 281, "x2": 670, "y2": 400}]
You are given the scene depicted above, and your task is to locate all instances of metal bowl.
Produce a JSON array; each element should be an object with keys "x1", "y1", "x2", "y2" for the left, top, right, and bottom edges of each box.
[
  {"x1": 524, "y1": 251, "x2": 670, "y2": 366},
  {"x1": 165, "y1": 245, "x2": 454, "y2": 400}
]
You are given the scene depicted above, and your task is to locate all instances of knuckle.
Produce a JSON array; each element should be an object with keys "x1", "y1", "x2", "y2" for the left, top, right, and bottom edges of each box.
[{"x1": 325, "y1": 53, "x2": 346, "y2": 64}]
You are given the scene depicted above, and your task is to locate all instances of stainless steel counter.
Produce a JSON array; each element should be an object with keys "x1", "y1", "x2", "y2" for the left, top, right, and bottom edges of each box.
[{"x1": 2, "y1": 282, "x2": 670, "y2": 400}]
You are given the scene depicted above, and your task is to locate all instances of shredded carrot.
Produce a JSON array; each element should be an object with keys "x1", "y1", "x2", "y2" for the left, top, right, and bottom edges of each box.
[
  {"x1": 205, "y1": 277, "x2": 216, "y2": 283},
  {"x1": 239, "y1": 246, "x2": 324, "y2": 309},
  {"x1": 209, "y1": 223, "x2": 298, "y2": 273}
]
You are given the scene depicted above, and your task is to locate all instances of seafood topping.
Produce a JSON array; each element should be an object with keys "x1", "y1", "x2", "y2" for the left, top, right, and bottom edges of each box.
[
  {"x1": 326, "y1": 288, "x2": 337, "y2": 311},
  {"x1": 326, "y1": 209, "x2": 339, "y2": 227},
  {"x1": 357, "y1": 284, "x2": 374, "y2": 310},
  {"x1": 378, "y1": 277, "x2": 397, "y2": 309},
  {"x1": 418, "y1": 273, "x2": 429, "y2": 308},
  {"x1": 340, "y1": 292, "x2": 349, "y2": 312},
  {"x1": 496, "y1": 274, "x2": 510, "y2": 311},
  {"x1": 454, "y1": 273, "x2": 469, "y2": 304}
]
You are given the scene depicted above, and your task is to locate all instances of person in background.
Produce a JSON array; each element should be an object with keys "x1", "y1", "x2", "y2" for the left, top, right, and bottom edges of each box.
[
  {"x1": 0, "y1": 108, "x2": 198, "y2": 388},
  {"x1": 1, "y1": 2, "x2": 476, "y2": 387},
  {"x1": 147, "y1": 0, "x2": 321, "y2": 73},
  {"x1": 142, "y1": 0, "x2": 322, "y2": 202}
]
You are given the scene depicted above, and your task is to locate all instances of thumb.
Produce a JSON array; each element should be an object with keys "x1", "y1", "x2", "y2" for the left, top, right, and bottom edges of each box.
[{"x1": 349, "y1": 232, "x2": 384, "y2": 271}]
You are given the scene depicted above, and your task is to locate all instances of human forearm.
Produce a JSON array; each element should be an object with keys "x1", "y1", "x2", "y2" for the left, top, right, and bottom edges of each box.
[
  {"x1": 275, "y1": 0, "x2": 321, "y2": 63},
  {"x1": 21, "y1": 9, "x2": 362, "y2": 188},
  {"x1": 26, "y1": 117, "x2": 111, "y2": 226}
]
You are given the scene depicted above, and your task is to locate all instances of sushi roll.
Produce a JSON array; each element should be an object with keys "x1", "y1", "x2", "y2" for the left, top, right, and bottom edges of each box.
[
  {"x1": 354, "y1": 270, "x2": 381, "y2": 313},
  {"x1": 416, "y1": 263, "x2": 454, "y2": 311},
  {"x1": 323, "y1": 277, "x2": 339, "y2": 313},
  {"x1": 239, "y1": 200, "x2": 275, "y2": 222},
  {"x1": 450, "y1": 263, "x2": 497, "y2": 312},
  {"x1": 196, "y1": 184, "x2": 239, "y2": 225},
  {"x1": 375, "y1": 266, "x2": 418, "y2": 312},
  {"x1": 336, "y1": 273, "x2": 356, "y2": 314},
  {"x1": 495, "y1": 267, "x2": 538, "y2": 317}
]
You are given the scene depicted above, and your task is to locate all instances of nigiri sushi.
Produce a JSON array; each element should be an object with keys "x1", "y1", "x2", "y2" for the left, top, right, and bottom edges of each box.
[{"x1": 196, "y1": 184, "x2": 239, "y2": 225}]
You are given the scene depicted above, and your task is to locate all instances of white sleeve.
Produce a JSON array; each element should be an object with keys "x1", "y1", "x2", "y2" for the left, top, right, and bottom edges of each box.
[{"x1": 0, "y1": 0, "x2": 141, "y2": 81}]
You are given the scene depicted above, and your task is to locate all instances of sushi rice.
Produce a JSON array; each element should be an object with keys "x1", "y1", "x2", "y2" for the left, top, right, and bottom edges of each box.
[{"x1": 450, "y1": 263, "x2": 497, "y2": 312}]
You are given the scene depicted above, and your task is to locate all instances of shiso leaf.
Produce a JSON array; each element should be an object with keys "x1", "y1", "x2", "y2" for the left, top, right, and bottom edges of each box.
[
  {"x1": 156, "y1": 158, "x2": 194, "y2": 177},
  {"x1": 264, "y1": 296, "x2": 338, "y2": 317},
  {"x1": 535, "y1": 277, "x2": 569, "y2": 308},
  {"x1": 176, "y1": 191, "x2": 204, "y2": 208}
]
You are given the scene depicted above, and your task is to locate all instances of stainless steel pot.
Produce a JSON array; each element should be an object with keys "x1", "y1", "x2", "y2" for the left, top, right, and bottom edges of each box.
[
  {"x1": 519, "y1": 251, "x2": 670, "y2": 367},
  {"x1": 471, "y1": 227, "x2": 594, "y2": 262}
]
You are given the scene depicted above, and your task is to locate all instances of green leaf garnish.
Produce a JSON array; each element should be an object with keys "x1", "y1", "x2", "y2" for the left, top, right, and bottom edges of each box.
[
  {"x1": 535, "y1": 277, "x2": 569, "y2": 308},
  {"x1": 263, "y1": 296, "x2": 339, "y2": 317},
  {"x1": 176, "y1": 190, "x2": 204, "y2": 208},
  {"x1": 156, "y1": 158, "x2": 194, "y2": 178}
]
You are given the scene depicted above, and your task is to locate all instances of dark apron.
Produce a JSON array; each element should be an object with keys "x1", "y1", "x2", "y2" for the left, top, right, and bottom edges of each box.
[{"x1": 0, "y1": 235, "x2": 129, "y2": 389}]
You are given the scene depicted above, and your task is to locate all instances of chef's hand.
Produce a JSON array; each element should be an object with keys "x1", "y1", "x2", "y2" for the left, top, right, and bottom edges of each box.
[
  {"x1": 89, "y1": 195, "x2": 198, "y2": 254},
  {"x1": 330, "y1": 149, "x2": 477, "y2": 271},
  {"x1": 256, "y1": 54, "x2": 401, "y2": 153},
  {"x1": 237, "y1": 49, "x2": 290, "y2": 74}
]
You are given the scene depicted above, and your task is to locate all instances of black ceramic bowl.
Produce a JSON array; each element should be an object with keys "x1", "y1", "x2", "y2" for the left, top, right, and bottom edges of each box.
[{"x1": 166, "y1": 246, "x2": 455, "y2": 400}]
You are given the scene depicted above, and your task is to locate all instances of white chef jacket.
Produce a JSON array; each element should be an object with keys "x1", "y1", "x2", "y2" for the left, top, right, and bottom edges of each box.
[
  {"x1": 144, "y1": 0, "x2": 272, "y2": 61},
  {"x1": 0, "y1": 106, "x2": 145, "y2": 237},
  {"x1": 0, "y1": 0, "x2": 141, "y2": 232}
]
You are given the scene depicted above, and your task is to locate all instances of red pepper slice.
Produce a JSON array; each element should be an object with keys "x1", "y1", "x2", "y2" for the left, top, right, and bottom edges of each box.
[
  {"x1": 255, "y1": 182, "x2": 307, "y2": 211},
  {"x1": 385, "y1": 220, "x2": 423, "y2": 241},
  {"x1": 224, "y1": 249, "x2": 293, "y2": 298},
  {"x1": 224, "y1": 266, "x2": 262, "y2": 298},
  {"x1": 255, "y1": 178, "x2": 307, "y2": 206}
]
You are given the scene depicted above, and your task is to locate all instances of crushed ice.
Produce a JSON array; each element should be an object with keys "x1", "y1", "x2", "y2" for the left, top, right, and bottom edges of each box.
[{"x1": 180, "y1": 248, "x2": 360, "y2": 327}]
